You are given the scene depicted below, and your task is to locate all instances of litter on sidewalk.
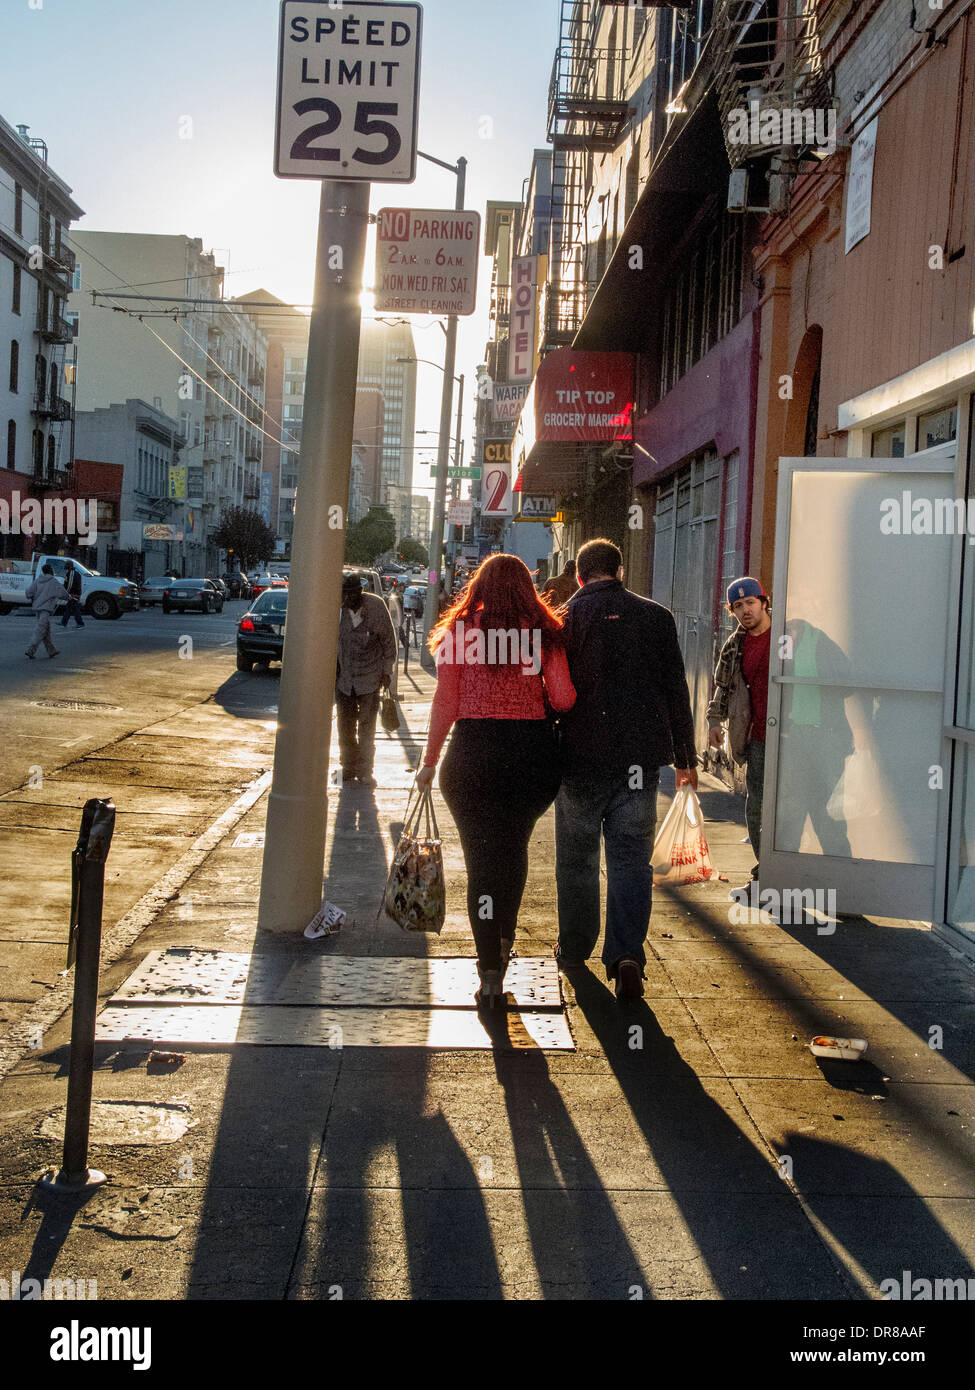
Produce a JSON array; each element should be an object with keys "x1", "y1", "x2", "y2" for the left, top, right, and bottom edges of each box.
[
  {"x1": 304, "y1": 901, "x2": 346, "y2": 939},
  {"x1": 810, "y1": 1035, "x2": 869, "y2": 1060}
]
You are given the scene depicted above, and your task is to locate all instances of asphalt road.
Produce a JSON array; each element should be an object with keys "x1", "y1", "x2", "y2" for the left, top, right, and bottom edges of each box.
[
  {"x1": 0, "y1": 597, "x2": 282, "y2": 1033},
  {"x1": 0, "y1": 598, "x2": 271, "y2": 796}
]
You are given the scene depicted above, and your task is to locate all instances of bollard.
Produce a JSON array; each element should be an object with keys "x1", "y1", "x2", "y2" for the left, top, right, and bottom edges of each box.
[{"x1": 38, "y1": 797, "x2": 116, "y2": 1195}]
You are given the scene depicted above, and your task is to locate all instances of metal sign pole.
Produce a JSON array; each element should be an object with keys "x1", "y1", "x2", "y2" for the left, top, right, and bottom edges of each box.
[
  {"x1": 421, "y1": 156, "x2": 467, "y2": 667},
  {"x1": 258, "y1": 181, "x2": 370, "y2": 933}
]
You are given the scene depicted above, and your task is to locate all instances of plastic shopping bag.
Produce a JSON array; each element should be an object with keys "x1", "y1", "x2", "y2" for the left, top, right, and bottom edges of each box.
[{"x1": 651, "y1": 785, "x2": 715, "y2": 885}]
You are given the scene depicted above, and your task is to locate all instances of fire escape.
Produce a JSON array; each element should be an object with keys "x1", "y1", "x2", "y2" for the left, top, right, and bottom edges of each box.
[
  {"x1": 710, "y1": 0, "x2": 835, "y2": 208},
  {"x1": 546, "y1": 0, "x2": 631, "y2": 347}
]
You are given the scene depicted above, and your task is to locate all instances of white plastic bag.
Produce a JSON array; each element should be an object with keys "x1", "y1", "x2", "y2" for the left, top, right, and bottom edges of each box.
[
  {"x1": 826, "y1": 748, "x2": 880, "y2": 822},
  {"x1": 651, "y1": 785, "x2": 715, "y2": 885}
]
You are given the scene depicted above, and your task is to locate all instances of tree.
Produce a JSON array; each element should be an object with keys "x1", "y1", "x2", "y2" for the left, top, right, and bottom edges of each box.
[
  {"x1": 397, "y1": 537, "x2": 429, "y2": 566},
  {"x1": 210, "y1": 507, "x2": 276, "y2": 569},
  {"x1": 345, "y1": 505, "x2": 396, "y2": 565}
]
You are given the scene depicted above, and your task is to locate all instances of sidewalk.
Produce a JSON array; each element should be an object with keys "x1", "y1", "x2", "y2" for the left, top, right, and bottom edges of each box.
[{"x1": 1, "y1": 661, "x2": 974, "y2": 1300}]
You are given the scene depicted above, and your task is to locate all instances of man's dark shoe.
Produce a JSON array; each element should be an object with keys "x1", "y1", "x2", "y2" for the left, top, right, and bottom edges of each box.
[{"x1": 614, "y1": 959, "x2": 644, "y2": 1002}]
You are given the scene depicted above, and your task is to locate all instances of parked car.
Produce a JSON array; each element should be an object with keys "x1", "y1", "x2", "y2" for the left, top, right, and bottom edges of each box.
[
  {"x1": 139, "y1": 575, "x2": 177, "y2": 607},
  {"x1": 237, "y1": 587, "x2": 288, "y2": 671},
  {"x1": 249, "y1": 572, "x2": 288, "y2": 599},
  {"x1": 402, "y1": 583, "x2": 427, "y2": 617},
  {"x1": 161, "y1": 578, "x2": 225, "y2": 614},
  {"x1": 208, "y1": 577, "x2": 230, "y2": 601},
  {"x1": 225, "y1": 571, "x2": 251, "y2": 600}
]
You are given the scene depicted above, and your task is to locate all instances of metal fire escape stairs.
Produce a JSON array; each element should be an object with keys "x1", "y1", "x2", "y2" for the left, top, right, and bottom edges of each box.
[
  {"x1": 710, "y1": 0, "x2": 836, "y2": 213},
  {"x1": 546, "y1": 0, "x2": 632, "y2": 347}
]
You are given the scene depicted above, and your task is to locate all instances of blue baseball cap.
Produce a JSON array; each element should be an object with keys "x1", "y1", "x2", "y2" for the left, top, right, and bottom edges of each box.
[{"x1": 727, "y1": 576, "x2": 767, "y2": 604}]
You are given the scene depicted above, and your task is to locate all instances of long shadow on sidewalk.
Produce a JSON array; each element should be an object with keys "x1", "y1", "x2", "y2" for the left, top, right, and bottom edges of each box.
[{"x1": 570, "y1": 969, "x2": 851, "y2": 1298}]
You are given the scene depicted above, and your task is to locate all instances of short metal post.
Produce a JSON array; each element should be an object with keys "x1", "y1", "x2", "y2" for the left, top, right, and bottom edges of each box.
[{"x1": 39, "y1": 798, "x2": 115, "y2": 1194}]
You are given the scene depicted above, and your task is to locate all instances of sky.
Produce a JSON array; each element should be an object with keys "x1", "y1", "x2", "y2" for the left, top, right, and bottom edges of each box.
[{"x1": 1, "y1": 0, "x2": 561, "y2": 495}]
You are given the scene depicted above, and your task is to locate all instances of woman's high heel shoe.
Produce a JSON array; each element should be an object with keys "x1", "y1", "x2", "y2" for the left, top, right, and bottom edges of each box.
[{"x1": 474, "y1": 966, "x2": 506, "y2": 1009}]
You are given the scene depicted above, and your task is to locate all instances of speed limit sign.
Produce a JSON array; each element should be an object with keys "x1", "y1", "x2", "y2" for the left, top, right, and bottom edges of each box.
[{"x1": 275, "y1": 1, "x2": 422, "y2": 182}]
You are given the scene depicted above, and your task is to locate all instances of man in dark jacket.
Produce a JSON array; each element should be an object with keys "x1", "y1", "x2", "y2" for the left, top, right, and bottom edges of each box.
[
  {"x1": 555, "y1": 538, "x2": 698, "y2": 1001},
  {"x1": 60, "y1": 562, "x2": 86, "y2": 628}
]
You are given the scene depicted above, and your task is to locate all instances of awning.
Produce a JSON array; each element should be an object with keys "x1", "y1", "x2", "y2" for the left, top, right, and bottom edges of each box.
[
  {"x1": 511, "y1": 348, "x2": 634, "y2": 494},
  {"x1": 572, "y1": 88, "x2": 730, "y2": 352}
]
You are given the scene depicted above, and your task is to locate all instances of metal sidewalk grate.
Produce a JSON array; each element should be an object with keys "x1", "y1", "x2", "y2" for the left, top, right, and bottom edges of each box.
[
  {"x1": 109, "y1": 949, "x2": 564, "y2": 1009},
  {"x1": 94, "y1": 1003, "x2": 573, "y2": 1050},
  {"x1": 97, "y1": 949, "x2": 574, "y2": 1050}
]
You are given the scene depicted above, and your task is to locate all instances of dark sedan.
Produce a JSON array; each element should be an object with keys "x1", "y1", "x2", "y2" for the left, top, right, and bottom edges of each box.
[
  {"x1": 237, "y1": 588, "x2": 288, "y2": 670},
  {"x1": 161, "y1": 578, "x2": 225, "y2": 614},
  {"x1": 139, "y1": 575, "x2": 176, "y2": 606}
]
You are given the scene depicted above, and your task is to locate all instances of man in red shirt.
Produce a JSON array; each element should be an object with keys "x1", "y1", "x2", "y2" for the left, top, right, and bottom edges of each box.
[{"x1": 706, "y1": 577, "x2": 771, "y2": 900}]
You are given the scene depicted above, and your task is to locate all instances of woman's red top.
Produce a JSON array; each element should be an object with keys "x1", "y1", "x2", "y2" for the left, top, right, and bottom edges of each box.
[{"x1": 422, "y1": 619, "x2": 576, "y2": 767}]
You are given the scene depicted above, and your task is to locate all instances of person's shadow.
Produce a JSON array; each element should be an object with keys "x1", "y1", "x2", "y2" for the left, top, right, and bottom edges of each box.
[{"x1": 569, "y1": 969, "x2": 852, "y2": 1298}]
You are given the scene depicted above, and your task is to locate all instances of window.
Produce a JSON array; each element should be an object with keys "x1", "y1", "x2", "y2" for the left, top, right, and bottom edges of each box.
[
  {"x1": 14, "y1": 184, "x2": 23, "y2": 236},
  {"x1": 72, "y1": 264, "x2": 82, "y2": 292},
  {"x1": 659, "y1": 209, "x2": 744, "y2": 397},
  {"x1": 871, "y1": 422, "x2": 905, "y2": 458},
  {"x1": 918, "y1": 405, "x2": 957, "y2": 451},
  {"x1": 32, "y1": 428, "x2": 43, "y2": 474},
  {"x1": 6, "y1": 420, "x2": 15, "y2": 470},
  {"x1": 9, "y1": 340, "x2": 18, "y2": 393},
  {"x1": 12, "y1": 264, "x2": 21, "y2": 315},
  {"x1": 47, "y1": 433, "x2": 56, "y2": 474},
  {"x1": 66, "y1": 310, "x2": 79, "y2": 337}
]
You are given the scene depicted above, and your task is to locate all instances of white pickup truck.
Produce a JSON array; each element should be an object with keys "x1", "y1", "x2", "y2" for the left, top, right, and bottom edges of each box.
[{"x1": 0, "y1": 555, "x2": 139, "y2": 620}]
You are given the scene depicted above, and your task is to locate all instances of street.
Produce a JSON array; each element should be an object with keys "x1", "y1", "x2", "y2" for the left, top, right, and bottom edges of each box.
[{"x1": 0, "y1": 600, "x2": 277, "y2": 1033}]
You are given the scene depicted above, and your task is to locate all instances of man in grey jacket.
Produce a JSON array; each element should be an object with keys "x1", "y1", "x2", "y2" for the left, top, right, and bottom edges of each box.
[
  {"x1": 336, "y1": 573, "x2": 397, "y2": 786},
  {"x1": 25, "y1": 565, "x2": 67, "y2": 660}
]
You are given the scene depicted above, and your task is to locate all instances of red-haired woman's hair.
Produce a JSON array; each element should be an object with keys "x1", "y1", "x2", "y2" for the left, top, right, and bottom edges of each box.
[{"x1": 428, "y1": 553, "x2": 564, "y2": 654}]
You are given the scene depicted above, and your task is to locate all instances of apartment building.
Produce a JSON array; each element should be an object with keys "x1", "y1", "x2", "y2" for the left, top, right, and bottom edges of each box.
[
  {"x1": 68, "y1": 233, "x2": 267, "y2": 573},
  {"x1": 0, "y1": 116, "x2": 83, "y2": 558},
  {"x1": 357, "y1": 318, "x2": 418, "y2": 539},
  {"x1": 73, "y1": 397, "x2": 188, "y2": 578}
]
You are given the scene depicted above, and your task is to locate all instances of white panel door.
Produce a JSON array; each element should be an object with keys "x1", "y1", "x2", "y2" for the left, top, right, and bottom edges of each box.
[{"x1": 760, "y1": 452, "x2": 955, "y2": 918}]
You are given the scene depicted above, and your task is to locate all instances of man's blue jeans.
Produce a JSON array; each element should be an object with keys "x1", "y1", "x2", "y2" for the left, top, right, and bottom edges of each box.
[{"x1": 555, "y1": 770, "x2": 660, "y2": 977}]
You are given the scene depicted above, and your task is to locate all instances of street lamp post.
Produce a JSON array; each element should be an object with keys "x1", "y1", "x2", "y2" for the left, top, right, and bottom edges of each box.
[
  {"x1": 412, "y1": 149, "x2": 466, "y2": 668},
  {"x1": 396, "y1": 353, "x2": 465, "y2": 664}
]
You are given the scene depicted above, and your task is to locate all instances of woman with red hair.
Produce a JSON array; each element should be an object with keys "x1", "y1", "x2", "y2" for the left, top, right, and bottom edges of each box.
[{"x1": 416, "y1": 554, "x2": 576, "y2": 1006}]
